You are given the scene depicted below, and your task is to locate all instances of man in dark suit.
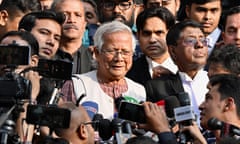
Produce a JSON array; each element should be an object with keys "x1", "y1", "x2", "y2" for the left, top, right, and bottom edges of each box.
[{"x1": 127, "y1": 7, "x2": 177, "y2": 85}]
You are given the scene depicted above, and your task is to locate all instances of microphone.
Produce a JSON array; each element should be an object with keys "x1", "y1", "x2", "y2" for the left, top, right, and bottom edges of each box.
[
  {"x1": 92, "y1": 113, "x2": 104, "y2": 142},
  {"x1": 81, "y1": 101, "x2": 98, "y2": 120},
  {"x1": 97, "y1": 118, "x2": 134, "y2": 142},
  {"x1": 98, "y1": 119, "x2": 113, "y2": 141},
  {"x1": 174, "y1": 92, "x2": 195, "y2": 144},
  {"x1": 111, "y1": 118, "x2": 132, "y2": 144},
  {"x1": 164, "y1": 96, "x2": 180, "y2": 127},
  {"x1": 208, "y1": 118, "x2": 240, "y2": 137},
  {"x1": 164, "y1": 96, "x2": 180, "y2": 118},
  {"x1": 174, "y1": 92, "x2": 195, "y2": 125}
]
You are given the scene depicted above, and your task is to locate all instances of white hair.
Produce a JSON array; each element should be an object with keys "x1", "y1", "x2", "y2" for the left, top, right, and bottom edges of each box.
[{"x1": 93, "y1": 21, "x2": 136, "y2": 52}]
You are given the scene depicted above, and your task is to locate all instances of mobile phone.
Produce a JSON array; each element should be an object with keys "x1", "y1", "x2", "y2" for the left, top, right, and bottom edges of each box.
[
  {"x1": 118, "y1": 101, "x2": 146, "y2": 123},
  {"x1": 37, "y1": 59, "x2": 73, "y2": 80},
  {"x1": 0, "y1": 45, "x2": 30, "y2": 65}
]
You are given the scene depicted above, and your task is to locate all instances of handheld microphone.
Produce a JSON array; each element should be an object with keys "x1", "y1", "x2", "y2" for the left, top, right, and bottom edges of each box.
[
  {"x1": 164, "y1": 96, "x2": 180, "y2": 118},
  {"x1": 81, "y1": 101, "x2": 98, "y2": 120},
  {"x1": 175, "y1": 92, "x2": 195, "y2": 125},
  {"x1": 164, "y1": 96, "x2": 180, "y2": 127},
  {"x1": 175, "y1": 92, "x2": 195, "y2": 144},
  {"x1": 208, "y1": 118, "x2": 240, "y2": 137}
]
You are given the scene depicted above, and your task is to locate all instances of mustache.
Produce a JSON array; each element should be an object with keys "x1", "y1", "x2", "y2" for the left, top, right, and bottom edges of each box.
[
  {"x1": 111, "y1": 15, "x2": 126, "y2": 21},
  {"x1": 63, "y1": 24, "x2": 79, "y2": 30},
  {"x1": 146, "y1": 45, "x2": 162, "y2": 49}
]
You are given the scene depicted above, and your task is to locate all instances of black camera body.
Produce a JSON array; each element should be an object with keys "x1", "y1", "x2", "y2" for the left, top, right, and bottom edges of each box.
[
  {"x1": 37, "y1": 59, "x2": 73, "y2": 80},
  {"x1": 26, "y1": 104, "x2": 70, "y2": 129},
  {"x1": 0, "y1": 44, "x2": 31, "y2": 65},
  {"x1": 0, "y1": 75, "x2": 31, "y2": 107}
]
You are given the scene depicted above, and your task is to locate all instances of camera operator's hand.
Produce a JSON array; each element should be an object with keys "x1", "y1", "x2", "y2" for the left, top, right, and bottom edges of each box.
[
  {"x1": 181, "y1": 122, "x2": 207, "y2": 144},
  {"x1": 138, "y1": 102, "x2": 171, "y2": 133},
  {"x1": 22, "y1": 70, "x2": 42, "y2": 101}
]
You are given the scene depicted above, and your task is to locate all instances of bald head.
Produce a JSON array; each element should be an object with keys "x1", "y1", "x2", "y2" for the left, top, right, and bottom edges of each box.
[{"x1": 55, "y1": 102, "x2": 90, "y2": 137}]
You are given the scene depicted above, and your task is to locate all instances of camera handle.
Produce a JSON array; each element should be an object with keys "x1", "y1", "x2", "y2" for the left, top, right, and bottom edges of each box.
[
  {"x1": 0, "y1": 105, "x2": 20, "y2": 144},
  {"x1": 49, "y1": 88, "x2": 63, "y2": 105},
  {"x1": 0, "y1": 105, "x2": 16, "y2": 128},
  {"x1": 48, "y1": 80, "x2": 64, "y2": 105}
]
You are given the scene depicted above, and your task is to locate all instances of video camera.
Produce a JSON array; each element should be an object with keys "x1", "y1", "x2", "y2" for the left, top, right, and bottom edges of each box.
[
  {"x1": 0, "y1": 43, "x2": 73, "y2": 106},
  {"x1": 26, "y1": 104, "x2": 70, "y2": 129},
  {"x1": 0, "y1": 44, "x2": 32, "y2": 106},
  {"x1": 36, "y1": 59, "x2": 73, "y2": 80}
]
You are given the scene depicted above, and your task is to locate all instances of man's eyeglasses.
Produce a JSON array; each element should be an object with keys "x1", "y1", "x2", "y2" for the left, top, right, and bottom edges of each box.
[
  {"x1": 81, "y1": 121, "x2": 98, "y2": 130},
  {"x1": 182, "y1": 37, "x2": 209, "y2": 47},
  {"x1": 102, "y1": 1, "x2": 132, "y2": 11},
  {"x1": 101, "y1": 49, "x2": 133, "y2": 58}
]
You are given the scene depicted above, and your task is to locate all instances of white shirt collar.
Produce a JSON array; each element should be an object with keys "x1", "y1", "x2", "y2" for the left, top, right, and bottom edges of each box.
[
  {"x1": 146, "y1": 56, "x2": 178, "y2": 75},
  {"x1": 207, "y1": 27, "x2": 221, "y2": 54}
]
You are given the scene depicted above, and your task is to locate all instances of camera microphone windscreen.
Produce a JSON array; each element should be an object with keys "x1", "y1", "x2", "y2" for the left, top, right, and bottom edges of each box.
[
  {"x1": 207, "y1": 117, "x2": 223, "y2": 130},
  {"x1": 98, "y1": 119, "x2": 113, "y2": 141},
  {"x1": 81, "y1": 101, "x2": 98, "y2": 120},
  {"x1": 164, "y1": 96, "x2": 180, "y2": 118},
  {"x1": 93, "y1": 113, "x2": 103, "y2": 122},
  {"x1": 178, "y1": 92, "x2": 191, "y2": 106},
  {"x1": 207, "y1": 118, "x2": 240, "y2": 136}
]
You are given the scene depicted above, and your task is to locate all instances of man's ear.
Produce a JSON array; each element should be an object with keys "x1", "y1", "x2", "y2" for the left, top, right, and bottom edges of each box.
[
  {"x1": 168, "y1": 45, "x2": 177, "y2": 61},
  {"x1": 223, "y1": 97, "x2": 235, "y2": 112},
  {"x1": 175, "y1": 0, "x2": 181, "y2": 14},
  {"x1": 30, "y1": 55, "x2": 39, "y2": 67},
  {"x1": 77, "y1": 124, "x2": 88, "y2": 139},
  {"x1": 0, "y1": 10, "x2": 8, "y2": 26},
  {"x1": 185, "y1": 5, "x2": 190, "y2": 18},
  {"x1": 93, "y1": 46, "x2": 101, "y2": 61}
]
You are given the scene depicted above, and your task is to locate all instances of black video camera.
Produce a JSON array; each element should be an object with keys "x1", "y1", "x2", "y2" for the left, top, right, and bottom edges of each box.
[
  {"x1": 36, "y1": 59, "x2": 73, "y2": 80},
  {"x1": 0, "y1": 44, "x2": 32, "y2": 107},
  {"x1": 0, "y1": 44, "x2": 31, "y2": 66},
  {"x1": 26, "y1": 104, "x2": 70, "y2": 129},
  {"x1": 0, "y1": 76, "x2": 31, "y2": 107}
]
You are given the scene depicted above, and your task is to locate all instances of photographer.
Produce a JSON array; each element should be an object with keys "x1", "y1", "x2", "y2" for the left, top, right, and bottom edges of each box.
[{"x1": 0, "y1": 30, "x2": 41, "y2": 143}]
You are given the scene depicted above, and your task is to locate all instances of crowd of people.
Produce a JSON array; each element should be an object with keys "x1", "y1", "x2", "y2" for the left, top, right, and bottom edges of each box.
[{"x1": 0, "y1": 0, "x2": 240, "y2": 144}]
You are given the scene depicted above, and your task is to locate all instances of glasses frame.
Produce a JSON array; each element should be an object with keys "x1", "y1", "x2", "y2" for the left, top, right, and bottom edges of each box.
[
  {"x1": 101, "y1": 49, "x2": 133, "y2": 58},
  {"x1": 102, "y1": 1, "x2": 133, "y2": 11},
  {"x1": 182, "y1": 37, "x2": 209, "y2": 47},
  {"x1": 82, "y1": 121, "x2": 99, "y2": 130}
]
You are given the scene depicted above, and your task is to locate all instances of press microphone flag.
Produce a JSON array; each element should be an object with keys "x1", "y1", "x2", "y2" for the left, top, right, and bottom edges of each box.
[
  {"x1": 174, "y1": 105, "x2": 195, "y2": 122},
  {"x1": 82, "y1": 101, "x2": 98, "y2": 120}
]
